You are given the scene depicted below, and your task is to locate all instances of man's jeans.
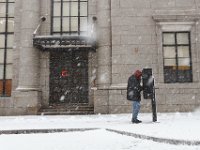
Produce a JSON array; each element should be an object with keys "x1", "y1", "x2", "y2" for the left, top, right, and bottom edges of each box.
[{"x1": 132, "y1": 101, "x2": 141, "y2": 120}]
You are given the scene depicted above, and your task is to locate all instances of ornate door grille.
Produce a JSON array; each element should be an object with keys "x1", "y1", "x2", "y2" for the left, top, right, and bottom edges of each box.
[{"x1": 49, "y1": 49, "x2": 88, "y2": 104}]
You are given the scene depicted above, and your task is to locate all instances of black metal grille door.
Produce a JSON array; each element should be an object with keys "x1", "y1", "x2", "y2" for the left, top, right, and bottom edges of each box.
[{"x1": 49, "y1": 50, "x2": 88, "y2": 104}]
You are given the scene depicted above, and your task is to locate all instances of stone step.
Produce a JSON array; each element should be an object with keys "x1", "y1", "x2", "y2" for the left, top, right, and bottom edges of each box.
[
  {"x1": 38, "y1": 104, "x2": 94, "y2": 115},
  {"x1": 41, "y1": 106, "x2": 94, "y2": 112},
  {"x1": 39, "y1": 110, "x2": 94, "y2": 115}
]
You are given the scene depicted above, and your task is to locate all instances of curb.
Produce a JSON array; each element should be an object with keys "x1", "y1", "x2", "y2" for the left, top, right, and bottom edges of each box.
[
  {"x1": 1, "y1": 128, "x2": 200, "y2": 146},
  {"x1": 106, "y1": 129, "x2": 200, "y2": 146},
  {"x1": 0, "y1": 128, "x2": 99, "y2": 135}
]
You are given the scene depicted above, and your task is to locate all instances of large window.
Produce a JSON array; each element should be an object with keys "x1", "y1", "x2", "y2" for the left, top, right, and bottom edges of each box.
[
  {"x1": 0, "y1": 0, "x2": 14, "y2": 97},
  {"x1": 162, "y1": 32, "x2": 192, "y2": 83},
  {"x1": 52, "y1": 0, "x2": 88, "y2": 35}
]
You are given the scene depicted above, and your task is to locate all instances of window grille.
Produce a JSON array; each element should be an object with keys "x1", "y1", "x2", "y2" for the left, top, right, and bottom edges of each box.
[
  {"x1": 162, "y1": 32, "x2": 192, "y2": 83},
  {"x1": 51, "y1": 0, "x2": 88, "y2": 35},
  {"x1": 0, "y1": 0, "x2": 14, "y2": 97}
]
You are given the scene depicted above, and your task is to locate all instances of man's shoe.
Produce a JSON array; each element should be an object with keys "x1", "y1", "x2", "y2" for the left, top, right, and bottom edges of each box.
[{"x1": 132, "y1": 119, "x2": 142, "y2": 124}]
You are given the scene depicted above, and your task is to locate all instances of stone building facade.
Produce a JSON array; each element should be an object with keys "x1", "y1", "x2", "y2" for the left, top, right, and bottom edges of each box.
[{"x1": 1, "y1": 0, "x2": 200, "y2": 115}]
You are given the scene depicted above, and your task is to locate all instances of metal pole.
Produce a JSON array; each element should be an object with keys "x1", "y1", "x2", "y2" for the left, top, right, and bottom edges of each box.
[{"x1": 151, "y1": 78, "x2": 157, "y2": 122}]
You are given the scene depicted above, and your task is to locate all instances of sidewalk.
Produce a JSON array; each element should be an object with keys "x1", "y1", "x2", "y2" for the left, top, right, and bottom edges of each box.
[{"x1": 0, "y1": 112, "x2": 200, "y2": 150}]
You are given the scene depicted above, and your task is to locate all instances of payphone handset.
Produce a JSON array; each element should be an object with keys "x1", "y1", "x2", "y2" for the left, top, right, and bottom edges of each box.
[{"x1": 142, "y1": 68, "x2": 154, "y2": 99}]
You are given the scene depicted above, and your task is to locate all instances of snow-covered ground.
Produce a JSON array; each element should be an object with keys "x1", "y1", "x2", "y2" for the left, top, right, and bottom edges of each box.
[{"x1": 0, "y1": 112, "x2": 200, "y2": 150}]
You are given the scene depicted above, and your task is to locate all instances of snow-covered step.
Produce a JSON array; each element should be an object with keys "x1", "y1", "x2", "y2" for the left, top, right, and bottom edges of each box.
[{"x1": 38, "y1": 104, "x2": 94, "y2": 115}]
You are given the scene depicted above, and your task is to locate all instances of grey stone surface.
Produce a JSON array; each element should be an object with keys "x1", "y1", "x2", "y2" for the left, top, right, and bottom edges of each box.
[
  {"x1": 17, "y1": 0, "x2": 40, "y2": 89},
  {"x1": 12, "y1": 90, "x2": 42, "y2": 115},
  {"x1": 109, "y1": 105, "x2": 132, "y2": 114},
  {"x1": 0, "y1": 98, "x2": 14, "y2": 108},
  {"x1": 97, "y1": 0, "x2": 112, "y2": 89},
  {"x1": 94, "y1": 106, "x2": 109, "y2": 114}
]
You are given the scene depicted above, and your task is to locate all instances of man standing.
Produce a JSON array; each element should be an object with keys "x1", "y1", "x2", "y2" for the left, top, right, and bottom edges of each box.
[{"x1": 127, "y1": 70, "x2": 143, "y2": 123}]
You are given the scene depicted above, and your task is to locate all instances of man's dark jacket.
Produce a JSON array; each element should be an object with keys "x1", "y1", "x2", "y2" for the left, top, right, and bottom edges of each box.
[{"x1": 127, "y1": 75, "x2": 143, "y2": 101}]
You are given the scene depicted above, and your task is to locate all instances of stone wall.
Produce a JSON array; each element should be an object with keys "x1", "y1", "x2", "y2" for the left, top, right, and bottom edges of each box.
[{"x1": 94, "y1": 0, "x2": 200, "y2": 114}]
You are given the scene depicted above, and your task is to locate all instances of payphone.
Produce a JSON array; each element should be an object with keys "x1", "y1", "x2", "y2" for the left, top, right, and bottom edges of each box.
[{"x1": 142, "y1": 68, "x2": 157, "y2": 122}]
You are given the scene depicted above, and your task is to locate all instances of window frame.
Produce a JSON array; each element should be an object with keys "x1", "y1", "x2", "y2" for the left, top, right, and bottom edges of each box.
[
  {"x1": 0, "y1": 0, "x2": 14, "y2": 97},
  {"x1": 162, "y1": 31, "x2": 193, "y2": 83},
  {"x1": 51, "y1": 0, "x2": 88, "y2": 35}
]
